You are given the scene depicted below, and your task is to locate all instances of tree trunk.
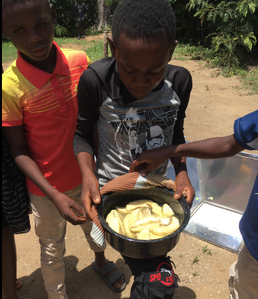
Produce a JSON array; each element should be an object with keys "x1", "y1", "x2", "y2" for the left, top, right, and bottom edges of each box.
[{"x1": 97, "y1": 0, "x2": 111, "y2": 30}]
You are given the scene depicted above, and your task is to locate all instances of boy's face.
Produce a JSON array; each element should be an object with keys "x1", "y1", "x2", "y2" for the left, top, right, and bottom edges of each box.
[
  {"x1": 2, "y1": 0, "x2": 56, "y2": 63},
  {"x1": 109, "y1": 32, "x2": 177, "y2": 100}
]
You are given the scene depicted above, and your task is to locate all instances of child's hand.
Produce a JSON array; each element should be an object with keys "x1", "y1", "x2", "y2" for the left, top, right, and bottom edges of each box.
[
  {"x1": 51, "y1": 192, "x2": 87, "y2": 225},
  {"x1": 81, "y1": 174, "x2": 101, "y2": 221},
  {"x1": 129, "y1": 148, "x2": 169, "y2": 176},
  {"x1": 174, "y1": 171, "x2": 195, "y2": 207}
]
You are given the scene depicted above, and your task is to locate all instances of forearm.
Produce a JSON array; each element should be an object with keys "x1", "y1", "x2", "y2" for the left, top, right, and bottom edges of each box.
[
  {"x1": 3, "y1": 126, "x2": 58, "y2": 200},
  {"x1": 168, "y1": 135, "x2": 244, "y2": 159},
  {"x1": 14, "y1": 154, "x2": 59, "y2": 199},
  {"x1": 170, "y1": 156, "x2": 187, "y2": 176},
  {"x1": 76, "y1": 151, "x2": 95, "y2": 178}
]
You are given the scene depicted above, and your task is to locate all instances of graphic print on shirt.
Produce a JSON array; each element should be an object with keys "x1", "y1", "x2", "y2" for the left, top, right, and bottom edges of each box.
[{"x1": 110, "y1": 106, "x2": 177, "y2": 163}]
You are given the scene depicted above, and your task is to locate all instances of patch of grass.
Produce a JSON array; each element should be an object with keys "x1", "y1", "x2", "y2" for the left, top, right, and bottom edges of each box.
[
  {"x1": 193, "y1": 271, "x2": 198, "y2": 276},
  {"x1": 202, "y1": 245, "x2": 208, "y2": 253},
  {"x1": 85, "y1": 28, "x2": 104, "y2": 36},
  {"x1": 86, "y1": 40, "x2": 112, "y2": 62},
  {"x1": 202, "y1": 245, "x2": 212, "y2": 255},
  {"x1": 193, "y1": 256, "x2": 199, "y2": 264},
  {"x1": 179, "y1": 254, "x2": 183, "y2": 258},
  {"x1": 2, "y1": 40, "x2": 18, "y2": 63},
  {"x1": 238, "y1": 67, "x2": 258, "y2": 95},
  {"x1": 55, "y1": 38, "x2": 110, "y2": 62},
  {"x1": 55, "y1": 37, "x2": 89, "y2": 48}
]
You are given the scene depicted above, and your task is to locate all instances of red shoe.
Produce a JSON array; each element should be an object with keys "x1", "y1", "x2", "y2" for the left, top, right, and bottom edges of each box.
[{"x1": 16, "y1": 279, "x2": 22, "y2": 290}]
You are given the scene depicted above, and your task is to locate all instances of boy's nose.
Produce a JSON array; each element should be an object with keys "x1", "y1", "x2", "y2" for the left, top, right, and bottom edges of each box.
[
  {"x1": 133, "y1": 73, "x2": 150, "y2": 86},
  {"x1": 28, "y1": 30, "x2": 42, "y2": 44}
]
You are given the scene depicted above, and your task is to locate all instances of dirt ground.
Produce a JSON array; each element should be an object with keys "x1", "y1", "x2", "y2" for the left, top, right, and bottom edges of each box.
[{"x1": 3, "y1": 34, "x2": 257, "y2": 299}]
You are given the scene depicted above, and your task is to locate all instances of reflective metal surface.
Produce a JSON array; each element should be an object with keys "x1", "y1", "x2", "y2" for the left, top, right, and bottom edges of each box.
[
  {"x1": 184, "y1": 202, "x2": 243, "y2": 252},
  {"x1": 167, "y1": 150, "x2": 258, "y2": 252}
]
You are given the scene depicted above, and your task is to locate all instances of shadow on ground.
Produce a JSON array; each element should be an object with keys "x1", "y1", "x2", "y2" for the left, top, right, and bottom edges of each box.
[
  {"x1": 17, "y1": 255, "x2": 195, "y2": 299},
  {"x1": 17, "y1": 256, "x2": 131, "y2": 299}
]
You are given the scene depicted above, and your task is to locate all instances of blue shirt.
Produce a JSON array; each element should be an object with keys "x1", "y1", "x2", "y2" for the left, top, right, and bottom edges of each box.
[{"x1": 234, "y1": 110, "x2": 258, "y2": 261}]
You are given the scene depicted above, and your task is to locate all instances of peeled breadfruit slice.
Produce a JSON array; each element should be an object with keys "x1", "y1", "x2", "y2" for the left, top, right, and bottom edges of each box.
[
  {"x1": 126, "y1": 200, "x2": 154, "y2": 211},
  {"x1": 137, "y1": 226, "x2": 150, "y2": 240},
  {"x1": 162, "y1": 203, "x2": 174, "y2": 217},
  {"x1": 106, "y1": 210, "x2": 121, "y2": 234},
  {"x1": 123, "y1": 214, "x2": 137, "y2": 239}
]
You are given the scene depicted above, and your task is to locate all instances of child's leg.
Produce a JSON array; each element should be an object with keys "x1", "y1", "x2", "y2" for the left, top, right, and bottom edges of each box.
[
  {"x1": 2, "y1": 223, "x2": 18, "y2": 299},
  {"x1": 30, "y1": 193, "x2": 68, "y2": 299},
  {"x1": 77, "y1": 20, "x2": 81, "y2": 39},
  {"x1": 70, "y1": 184, "x2": 126, "y2": 291}
]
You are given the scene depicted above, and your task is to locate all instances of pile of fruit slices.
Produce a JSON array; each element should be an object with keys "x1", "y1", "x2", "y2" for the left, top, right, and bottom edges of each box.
[{"x1": 106, "y1": 199, "x2": 180, "y2": 240}]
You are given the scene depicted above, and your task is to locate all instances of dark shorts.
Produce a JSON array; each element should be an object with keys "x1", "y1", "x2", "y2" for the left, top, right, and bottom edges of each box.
[{"x1": 122, "y1": 255, "x2": 178, "y2": 299}]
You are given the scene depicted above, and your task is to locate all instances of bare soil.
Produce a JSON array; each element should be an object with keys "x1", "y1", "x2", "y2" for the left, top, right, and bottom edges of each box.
[{"x1": 3, "y1": 34, "x2": 257, "y2": 299}]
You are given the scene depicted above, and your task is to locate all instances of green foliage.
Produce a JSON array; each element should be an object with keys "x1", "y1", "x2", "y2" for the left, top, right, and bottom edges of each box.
[
  {"x1": 54, "y1": 24, "x2": 68, "y2": 37},
  {"x1": 193, "y1": 256, "x2": 199, "y2": 264},
  {"x1": 202, "y1": 245, "x2": 212, "y2": 255},
  {"x1": 50, "y1": 0, "x2": 98, "y2": 37},
  {"x1": 186, "y1": 0, "x2": 258, "y2": 76},
  {"x1": 86, "y1": 40, "x2": 112, "y2": 62}
]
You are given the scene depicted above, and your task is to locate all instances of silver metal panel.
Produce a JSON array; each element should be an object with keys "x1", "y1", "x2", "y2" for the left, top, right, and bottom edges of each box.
[
  {"x1": 198, "y1": 153, "x2": 258, "y2": 212},
  {"x1": 184, "y1": 202, "x2": 243, "y2": 252},
  {"x1": 167, "y1": 150, "x2": 258, "y2": 252}
]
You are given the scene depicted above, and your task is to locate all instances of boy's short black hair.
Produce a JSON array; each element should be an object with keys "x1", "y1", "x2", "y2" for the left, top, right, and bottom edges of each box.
[
  {"x1": 112, "y1": 0, "x2": 176, "y2": 46},
  {"x1": 2, "y1": 0, "x2": 48, "y2": 9}
]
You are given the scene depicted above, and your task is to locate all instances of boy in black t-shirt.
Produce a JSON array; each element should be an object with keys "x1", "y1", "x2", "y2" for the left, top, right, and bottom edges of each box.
[{"x1": 73, "y1": 0, "x2": 195, "y2": 298}]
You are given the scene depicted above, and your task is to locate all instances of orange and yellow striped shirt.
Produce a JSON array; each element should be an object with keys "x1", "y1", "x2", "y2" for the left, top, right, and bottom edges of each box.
[{"x1": 2, "y1": 41, "x2": 90, "y2": 196}]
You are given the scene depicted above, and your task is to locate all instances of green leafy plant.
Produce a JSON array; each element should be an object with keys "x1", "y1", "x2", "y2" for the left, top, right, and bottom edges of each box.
[
  {"x1": 202, "y1": 245, "x2": 208, "y2": 253},
  {"x1": 54, "y1": 24, "x2": 68, "y2": 37},
  {"x1": 193, "y1": 256, "x2": 199, "y2": 264},
  {"x1": 202, "y1": 245, "x2": 212, "y2": 255},
  {"x1": 186, "y1": 0, "x2": 258, "y2": 76}
]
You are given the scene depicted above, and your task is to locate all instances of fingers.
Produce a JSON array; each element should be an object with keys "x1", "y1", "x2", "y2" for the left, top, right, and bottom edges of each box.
[
  {"x1": 129, "y1": 160, "x2": 140, "y2": 173},
  {"x1": 69, "y1": 201, "x2": 87, "y2": 221},
  {"x1": 185, "y1": 188, "x2": 195, "y2": 208},
  {"x1": 174, "y1": 185, "x2": 195, "y2": 208},
  {"x1": 141, "y1": 165, "x2": 154, "y2": 177}
]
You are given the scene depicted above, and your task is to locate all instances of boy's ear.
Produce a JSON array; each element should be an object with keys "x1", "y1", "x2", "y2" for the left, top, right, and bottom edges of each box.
[
  {"x1": 49, "y1": 3, "x2": 57, "y2": 26},
  {"x1": 168, "y1": 40, "x2": 178, "y2": 61},
  {"x1": 108, "y1": 36, "x2": 116, "y2": 58}
]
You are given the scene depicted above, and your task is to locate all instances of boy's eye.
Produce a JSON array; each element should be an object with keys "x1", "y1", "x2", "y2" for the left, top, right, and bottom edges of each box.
[
  {"x1": 124, "y1": 68, "x2": 134, "y2": 74},
  {"x1": 14, "y1": 29, "x2": 24, "y2": 34},
  {"x1": 148, "y1": 69, "x2": 160, "y2": 75},
  {"x1": 37, "y1": 23, "x2": 46, "y2": 27}
]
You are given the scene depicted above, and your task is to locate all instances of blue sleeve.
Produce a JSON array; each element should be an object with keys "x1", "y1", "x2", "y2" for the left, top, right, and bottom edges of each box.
[{"x1": 234, "y1": 110, "x2": 258, "y2": 150}]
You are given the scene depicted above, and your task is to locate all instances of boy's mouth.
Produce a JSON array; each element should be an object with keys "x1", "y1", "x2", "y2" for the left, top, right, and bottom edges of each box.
[
  {"x1": 132, "y1": 89, "x2": 151, "y2": 99},
  {"x1": 32, "y1": 46, "x2": 48, "y2": 56}
]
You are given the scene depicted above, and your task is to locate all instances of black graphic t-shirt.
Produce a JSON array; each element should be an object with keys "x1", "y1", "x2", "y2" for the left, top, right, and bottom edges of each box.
[{"x1": 73, "y1": 57, "x2": 192, "y2": 187}]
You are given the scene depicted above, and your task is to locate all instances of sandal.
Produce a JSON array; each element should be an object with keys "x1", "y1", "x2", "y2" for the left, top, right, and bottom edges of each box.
[
  {"x1": 16, "y1": 279, "x2": 22, "y2": 290},
  {"x1": 91, "y1": 260, "x2": 126, "y2": 293}
]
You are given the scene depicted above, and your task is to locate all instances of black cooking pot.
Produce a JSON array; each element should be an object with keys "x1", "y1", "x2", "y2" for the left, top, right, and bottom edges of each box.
[{"x1": 97, "y1": 187, "x2": 190, "y2": 259}]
